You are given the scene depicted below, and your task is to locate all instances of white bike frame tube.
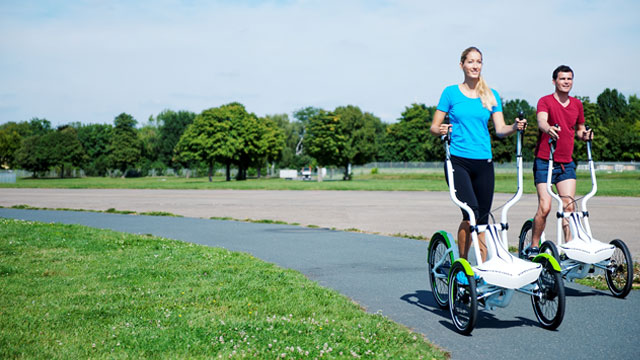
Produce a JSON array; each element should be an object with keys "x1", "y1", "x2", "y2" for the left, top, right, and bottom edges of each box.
[
  {"x1": 580, "y1": 140, "x2": 597, "y2": 237},
  {"x1": 500, "y1": 131, "x2": 524, "y2": 248},
  {"x1": 443, "y1": 134, "x2": 484, "y2": 266},
  {"x1": 546, "y1": 142, "x2": 565, "y2": 246}
]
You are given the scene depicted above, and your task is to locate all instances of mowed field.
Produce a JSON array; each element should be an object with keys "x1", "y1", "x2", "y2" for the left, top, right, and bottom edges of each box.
[{"x1": 1, "y1": 171, "x2": 639, "y2": 197}]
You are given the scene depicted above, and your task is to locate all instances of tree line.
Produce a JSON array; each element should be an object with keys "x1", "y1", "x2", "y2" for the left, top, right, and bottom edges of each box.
[{"x1": 0, "y1": 88, "x2": 638, "y2": 181}]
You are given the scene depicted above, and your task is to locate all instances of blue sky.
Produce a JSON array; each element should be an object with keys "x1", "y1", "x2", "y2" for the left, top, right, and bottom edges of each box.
[{"x1": 1, "y1": 0, "x2": 639, "y2": 127}]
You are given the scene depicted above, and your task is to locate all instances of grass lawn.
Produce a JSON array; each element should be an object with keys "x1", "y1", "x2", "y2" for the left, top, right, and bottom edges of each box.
[
  {"x1": 0, "y1": 218, "x2": 448, "y2": 359},
  {"x1": 2, "y1": 171, "x2": 639, "y2": 196}
]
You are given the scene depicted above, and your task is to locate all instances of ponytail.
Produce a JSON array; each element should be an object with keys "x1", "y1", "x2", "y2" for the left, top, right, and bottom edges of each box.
[{"x1": 477, "y1": 76, "x2": 497, "y2": 111}]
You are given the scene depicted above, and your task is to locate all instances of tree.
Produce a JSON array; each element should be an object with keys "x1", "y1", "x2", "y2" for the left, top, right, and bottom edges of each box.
[
  {"x1": 597, "y1": 88, "x2": 628, "y2": 124},
  {"x1": 77, "y1": 123, "x2": 113, "y2": 176},
  {"x1": 574, "y1": 96, "x2": 606, "y2": 162},
  {"x1": 269, "y1": 113, "x2": 312, "y2": 170},
  {"x1": 372, "y1": 117, "x2": 388, "y2": 161},
  {"x1": 333, "y1": 105, "x2": 378, "y2": 179},
  {"x1": 233, "y1": 108, "x2": 265, "y2": 180},
  {"x1": 0, "y1": 122, "x2": 22, "y2": 168},
  {"x1": 137, "y1": 117, "x2": 162, "y2": 175},
  {"x1": 596, "y1": 89, "x2": 639, "y2": 161},
  {"x1": 156, "y1": 110, "x2": 196, "y2": 169},
  {"x1": 256, "y1": 116, "x2": 286, "y2": 177},
  {"x1": 175, "y1": 103, "x2": 242, "y2": 181},
  {"x1": 14, "y1": 135, "x2": 52, "y2": 177},
  {"x1": 303, "y1": 109, "x2": 344, "y2": 179},
  {"x1": 381, "y1": 104, "x2": 436, "y2": 162},
  {"x1": 47, "y1": 126, "x2": 87, "y2": 178},
  {"x1": 293, "y1": 107, "x2": 322, "y2": 129},
  {"x1": 491, "y1": 99, "x2": 536, "y2": 162},
  {"x1": 26, "y1": 118, "x2": 52, "y2": 136},
  {"x1": 109, "y1": 113, "x2": 141, "y2": 176}
]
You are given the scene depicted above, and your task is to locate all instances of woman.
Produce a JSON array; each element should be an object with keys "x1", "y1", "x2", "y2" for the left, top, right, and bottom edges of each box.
[{"x1": 430, "y1": 46, "x2": 527, "y2": 262}]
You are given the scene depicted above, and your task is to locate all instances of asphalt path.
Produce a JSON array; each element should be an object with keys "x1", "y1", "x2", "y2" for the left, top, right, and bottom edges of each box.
[
  {"x1": 1, "y1": 189, "x2": 639, "y2": 258},
  {"x1": 1, "y1": 207, "x2": 638, "y2": 360}
]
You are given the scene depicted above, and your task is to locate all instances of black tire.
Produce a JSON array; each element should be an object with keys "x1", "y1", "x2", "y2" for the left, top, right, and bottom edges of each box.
[
  {"x1": 532, "y1": 258, "x2": 565, "y2": 330},
  {"x1": 448, "y1": 262, "x2": 477, "y2": 335},
  {"x1": 428, "y1": 233, "x2": 453, "y2": 308},
  {"x1": 518, "y1": 219, "x2": 534, "y2": 259},
  {"x1": 540, "y1": 241, "x2": 560, "y2": 262},
  {"x1": 605, "y1": 239, "x2": 633, "y2": 298}
]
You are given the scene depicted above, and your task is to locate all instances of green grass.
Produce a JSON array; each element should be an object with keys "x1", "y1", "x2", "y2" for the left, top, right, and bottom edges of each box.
[
  {"x1": 0, "y1": 218, "x2": 447, "y2": 359},
  {"x1": 575, "y1": 262, "x2": 640, "y2": 291},
  {"x1": 2, "y1": 171, "x2": 639, "y2": 196}
]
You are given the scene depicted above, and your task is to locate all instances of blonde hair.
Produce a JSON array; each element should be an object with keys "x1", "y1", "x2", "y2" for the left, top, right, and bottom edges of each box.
[{"x1": 460, "y1": 47, "x2": 497, "y2": 111}]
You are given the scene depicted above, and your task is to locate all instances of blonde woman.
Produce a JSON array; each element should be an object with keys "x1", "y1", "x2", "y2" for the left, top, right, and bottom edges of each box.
[{"x1": 430, "y1": 46, "x2": 527, "y2": 262}]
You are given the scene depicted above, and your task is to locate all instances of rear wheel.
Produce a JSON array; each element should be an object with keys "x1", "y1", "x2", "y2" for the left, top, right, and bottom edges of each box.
[
  {"x1": 448, "y1": 262, "x2": 477, "y2": 335},
  {"x1": 518, "y1": 220, "x2": 533, "y2": 259},
  {"x1": 428, "y1": 233, "x2": 453, "y2": 308},
  {"x1": 532, "y1": 258, "x2": 565, "y2": 330},
  {"x1": 605, "y1": 239, "x2": 633, "y2": 298}
]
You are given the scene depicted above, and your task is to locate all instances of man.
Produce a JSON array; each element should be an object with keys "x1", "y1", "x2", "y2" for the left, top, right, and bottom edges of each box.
[{"x1": 528, "y1": 65, "x2": 593, "y2": 257}]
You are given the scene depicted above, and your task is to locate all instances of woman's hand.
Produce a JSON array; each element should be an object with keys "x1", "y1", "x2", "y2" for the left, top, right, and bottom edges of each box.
[
  {"x1": 513, "y1": 117, "x2": 527, "y2": 131},
  {"x1": 439, "y1": 124, "x2": 452, "y2": 136}
]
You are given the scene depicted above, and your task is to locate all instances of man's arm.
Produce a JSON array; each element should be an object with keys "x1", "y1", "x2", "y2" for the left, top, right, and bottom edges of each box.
[{"x1": 537, "y1": 111, "x2": 560, "y2": 141}]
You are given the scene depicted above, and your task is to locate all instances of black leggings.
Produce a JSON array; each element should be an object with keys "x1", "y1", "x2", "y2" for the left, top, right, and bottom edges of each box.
[{"x1": 444, "y1": 155, "x2": 495, "y2": 225}]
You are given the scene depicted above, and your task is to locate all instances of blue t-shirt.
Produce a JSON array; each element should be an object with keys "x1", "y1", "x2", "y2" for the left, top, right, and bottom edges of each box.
[{"x1": 436, "y1": 85, "x2": 502, "y2": 159}]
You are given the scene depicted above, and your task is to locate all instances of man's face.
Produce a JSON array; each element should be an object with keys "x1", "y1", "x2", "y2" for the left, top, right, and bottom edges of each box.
[{"x1": 553, "y1": 71, "x2": 573, "y2": 94}]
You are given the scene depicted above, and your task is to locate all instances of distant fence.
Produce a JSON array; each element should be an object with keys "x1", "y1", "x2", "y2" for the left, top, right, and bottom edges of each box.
[
  {"x1": 0, "y1": 170, "x2": 17, "y2": 183},
  {"x1": 5, "y1": 161, "x2": 638, "y2": 180},
  {"x1": 353, "y1": 161, "x2": 640, "y2": 174}
]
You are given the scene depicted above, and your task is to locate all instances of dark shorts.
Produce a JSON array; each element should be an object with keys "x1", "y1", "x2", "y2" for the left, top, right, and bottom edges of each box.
[
  {"x1": 444, "y1": 155, "x2": 495, "y2": 225},
  {"x1": 533, "y1": 158, "x2": 577, "y2": 185}
]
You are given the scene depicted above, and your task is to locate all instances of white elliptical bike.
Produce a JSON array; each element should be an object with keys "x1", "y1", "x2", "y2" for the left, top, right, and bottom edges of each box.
[
  {"x1": 518, "y1": 125, "x2": 634, "y2": 298},
  {"x1": 427, "y1": 114, "x2": 565, "y2": 335}
]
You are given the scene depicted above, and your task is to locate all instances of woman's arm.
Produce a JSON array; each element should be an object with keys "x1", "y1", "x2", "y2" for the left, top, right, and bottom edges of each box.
[
  {"x1": 493, "y1": 111, "x2": 527, "y2": 138},
  {"x1": 431, "y1": 110, "x2": 451, "y2": 136}
]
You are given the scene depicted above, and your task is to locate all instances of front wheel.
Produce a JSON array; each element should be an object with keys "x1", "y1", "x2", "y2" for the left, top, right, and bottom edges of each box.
[
  {"x1": 605, "y1": 239, "x2": 633, "y2": 298},
  {"x1": 532, "y1": 258, "x2": 565, "y2": 330},
  {"x1": 428, "y1": 233, "x2": 453, "y2": 308},
  {"x1": 518, "y1": 219, "x2": 533, "y2": 259},
  {"x1": 448, "y1": 262, "x2": 477, "y2": 335},
  {"x1": 540, "y1": 241, "x2": 560, "y2": 263}
]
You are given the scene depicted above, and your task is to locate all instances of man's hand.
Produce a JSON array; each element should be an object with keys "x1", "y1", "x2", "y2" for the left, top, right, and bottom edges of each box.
[{"x1": 547, "y1": 125, "x2": 560, "y2": 141}]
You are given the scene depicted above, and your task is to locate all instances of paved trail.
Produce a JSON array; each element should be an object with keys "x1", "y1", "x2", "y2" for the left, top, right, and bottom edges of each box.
[{"x1": 1, "y1": 188, "x2": 639, "y2": 257}]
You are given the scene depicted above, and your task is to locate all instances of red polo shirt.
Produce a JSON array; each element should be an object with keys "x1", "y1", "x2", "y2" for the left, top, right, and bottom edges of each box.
[{"x1": 535, "y1": 94, "x2": 585, "y2": 163}]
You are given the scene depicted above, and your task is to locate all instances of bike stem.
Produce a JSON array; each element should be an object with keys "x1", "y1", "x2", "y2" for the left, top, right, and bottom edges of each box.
[
  {"x1": 581, "y1": 128, "x2": 597, "y2": 237},
  {"x1": 547, "y1": 130, "x2": 566, "y2": 246},
  {"x1": 500, "y1": 125, "x2": 524, "y2": 249}
]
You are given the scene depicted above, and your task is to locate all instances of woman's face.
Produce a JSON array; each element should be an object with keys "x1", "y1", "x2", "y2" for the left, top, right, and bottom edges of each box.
[{"x1": 460, "y1": 50, "x2": 482, "y2": 79}]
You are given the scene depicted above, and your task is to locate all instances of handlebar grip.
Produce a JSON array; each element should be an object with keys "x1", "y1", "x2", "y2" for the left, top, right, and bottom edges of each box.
[
  {"x1": 548, "y1": 124, "x2": 560, "y2": 145},
  {"x1": 440, "y1": 114, "x2": 451, "y2": 143}
]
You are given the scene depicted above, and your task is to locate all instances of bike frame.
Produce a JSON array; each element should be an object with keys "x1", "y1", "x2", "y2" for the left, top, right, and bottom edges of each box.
[
  {"x1": 443, "y1": 129, "x2": 524, "y2": 266},
  {"x1": 546, "y1": 139, "x2": 597, "y2": 249}
]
